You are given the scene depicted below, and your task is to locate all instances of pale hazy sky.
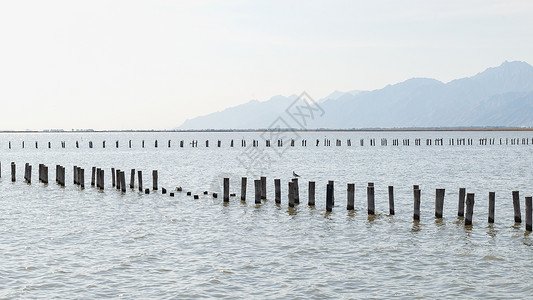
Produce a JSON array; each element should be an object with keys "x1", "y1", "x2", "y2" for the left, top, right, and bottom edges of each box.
[{"x1": 1, "y1": 0, "x2": 532, "y2": 130}]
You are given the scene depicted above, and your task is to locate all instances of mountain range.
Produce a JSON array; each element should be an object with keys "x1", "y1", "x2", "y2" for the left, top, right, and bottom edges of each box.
[{"x1": 178, "y1": 61, "x2": 533, "y2": 129}]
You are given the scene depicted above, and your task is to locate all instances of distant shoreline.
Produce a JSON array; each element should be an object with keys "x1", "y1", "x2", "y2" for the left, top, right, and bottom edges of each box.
[{"x1": 1, "y1": 127, "x2": 533, "y2": 133}]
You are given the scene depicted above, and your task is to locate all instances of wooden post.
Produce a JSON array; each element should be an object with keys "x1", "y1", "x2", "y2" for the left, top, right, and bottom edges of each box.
[
  {"x1": 367, "y1": 183, "x2": 375, "y2": 215},
  {"x1": 241, "y1": 177, "x2": 247, "y2": 201},
  {"x1": 100, "y1": 169, "x2": 104, "y2": 190},
  {"x1": 488, "y1": 192, "x2": 495, "y2": 223},
  {"x1": 526, "y1": 196, "x2": 532, "y2": 231},
  {"x1": 43, "y1": 165, "x2": 48, "y2": 184},
  {"x1": 254, "y1": 179, "x2": 261, "y2": 204},
  {"x1": 288, "y1": 181, "x2": 295, "y2": 208},
  {"x1": 413, "y1": 188, "x2": 421, "y2": 221},
  {"x1": 329, "y1": 180, "x2": 335, "y2": 207},
  {"x1": 347, "y1": 183, "x2": 355, "y2": 210},
  {"x1": 465, "y1": 193, "x2": 475, "y2": 226},
  {"x1": 27, "y1": 165, "x2": 31, "y2": 183},
  {"x1": 91, "y1": 167, "x2": 96, "y2": 187},
  {"x1": 274, "y1": 179, "x2": 281, "y2": 204},
  {"x1": 388, "y1": 186, "x2": 395, "y2": 215},
  {"x1": 326, "y1": 182, "x2": 333, "y2": 212},
  {"x1": 308, "y1": 181, "x2": 315, "y2": 206},
  {"x1": 11, "y1": 162, "x2": 15, "y2": 182},
  {"x1": 121, "y1": 171, "x2": 126, "y2": 193},
  {"x1": 116, "y1": 169, "x2": 121, "y2": 190},
  {"x1": 73, "y1": 166, "x2": 78, "y2": 185},
  {"x1": 260, "y1": 176, "x2": 266, "y2": 200},
  {"x1": 458, "y1": 188, "x2": 466, "y2": 217},
  {"x1": 80, "y1": 168, "x2": 85, "y2": 189},
  {"x1": 152, "y1": 170, "x2": 158, "y2": 191},
  {"x1": 512, "y1": 191, "x2": 521, "y2": 223},
  {"x1": 130, "y1": 169, "x2": 135, "y2": 189},
  {"x1": 111, "y1": 168, "x2": 115, "y2": 187},
  {"x1": 138, "y1": 170, "x2": 143, "y2": 192},
  {"x1": 292, "y1": 178, "x2": 299, "y2": 204},
  {"x1": 223, "y1": 178, "x2": 229, "y2": 202},
  {"x1": 435, "y1": 189, "x2": 445, "y2": 218}
]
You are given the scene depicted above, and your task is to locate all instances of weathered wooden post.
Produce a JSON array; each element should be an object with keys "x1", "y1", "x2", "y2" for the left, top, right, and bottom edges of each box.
[
  {"x1": 526, "y1": 196, "x2": 532, "y2": 231},
  {"x1": 288, "y1": 181, "x2": 295, "y2": 208},
  {"x1": 388, "y1": 186, "x2": 395, "y2": 215},
  {"x1": 292, "y1": 178, "x2": 299, "y2": 204},
  {"x1": 110, "y1": 167, "x2": 115, "y2": 187},
  {"x1": 308, "y1": 181, "x2": 315, "y2": 206},
  {"x1": 435, "y1": 189, "x2": 445, "y2": 218},
  {"x1": 240, "y1": 177, "x2": 247, "y2": 201},
  {"x1": 367, "y1": 183, "x2": 375, "y2": 215},
  {"x1": 43, "y1": 165, "x2": 48, "y2": 184},
  {"x1": 152, "y1": 170, "x2": 158, "y2": 191},
  {"x1": 513, "y1": 191, "x2": 521, "y2": 223},
  {"x1": 91, "y1": 167, "x2": 96, "y2": 187},
  {"x1": 488, "y1": 192, "x2": 495, "y2": 223},
  {"x1": 116, "y1": 169, "x2": 121, "y2": 190},
  {"x1": 27, "y1": 165, "x2": 32, "y2": 184},
  {"x1": 254, "y1": 179, "x2": 261, "y2": 204},
  {"x1": 121, "y1": 171, "x2": 126, "y2": 193},
  {"x1": 130, "y1": 169, "x2": 135, "y2": 189},
  {"x1": 326, "y1": 182, "x2": 333, "y2": 212},
  {"x1": 413, "y1": 188, "x2": 421, "y2": 221},
  {"x1": 223, "y1": 178, "x2": 229, "y2": 202},
  {"x1": 261, "y1": 176, "x2": 267, "y2": 200},
  {"x1": 458, "y1": 188, "x2": 466, "y2": 217},
  {"x1": 347, "y1": 183, "x2": 355, "y2": 210},
  {"x1": 11, "y1": 162, "x2": 15, "y2": 182},
  {"x1": 138, "y1": 170, "x2": 143, "y2": 192},
  {"x1": 329, "y1": 180, "x2": 335, "y2": 206},
  {"x1": 100, "y1": 169, "x2": 104, "y2": 190},
  {"x1": 73, "y1": 166, "x2": 78, "y2": 185},
  {"x1": 80, "y1": 168, "x2": 85, "y2": 189},
  {"x1": 272, "y1": 179, "x2": 280, "y2": 204},
  {"x1": 465, "y1": 193, "x2": 475, "y2": 226}
]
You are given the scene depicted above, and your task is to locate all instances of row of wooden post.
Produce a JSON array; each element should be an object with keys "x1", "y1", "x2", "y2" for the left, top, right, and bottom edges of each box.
[{"x1": 221, "y1": 177, "x2": 532, "y2": 231}]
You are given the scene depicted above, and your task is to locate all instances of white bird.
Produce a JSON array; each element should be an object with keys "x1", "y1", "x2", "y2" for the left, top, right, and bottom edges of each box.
[{"x1": 293, "y1": 171, "x2": 300, "y2": 178}]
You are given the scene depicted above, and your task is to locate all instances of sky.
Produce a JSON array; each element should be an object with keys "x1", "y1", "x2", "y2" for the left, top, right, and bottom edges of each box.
[{"x1": 1, "y1": 0, "x2": 532, "y2": 130}]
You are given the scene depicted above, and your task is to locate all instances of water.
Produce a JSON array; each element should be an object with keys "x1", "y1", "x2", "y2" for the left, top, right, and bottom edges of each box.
[{"x1": 1, "y1": 131, "x2": 532, "y2": 298}]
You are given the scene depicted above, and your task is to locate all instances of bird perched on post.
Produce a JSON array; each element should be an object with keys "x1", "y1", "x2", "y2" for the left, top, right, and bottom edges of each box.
[{"x1": 293, "y1": 171, "x2": 300, "y2": 178}]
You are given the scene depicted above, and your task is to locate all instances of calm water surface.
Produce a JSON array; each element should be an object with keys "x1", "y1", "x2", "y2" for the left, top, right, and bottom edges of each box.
[{"x1": 0, "y1": 131, "x2": 532, "y2": 298}]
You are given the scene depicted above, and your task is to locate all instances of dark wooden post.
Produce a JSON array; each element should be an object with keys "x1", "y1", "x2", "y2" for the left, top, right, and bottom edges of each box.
[
  {"x1": 347, "y1": 183, "x2": 355, "y2": 210},
  {"x1": 274, "y1": 179, "x2": 281, "y2": 204},
  {"x1": 254, "y1": 179, "x2": 261, "y2": 204},
  {"x1": 326, "y1": 182, "x2": 333, "y2": 212},
  {"x1": 367, "y1": 183, "x2": 375, "y2": 215},
  {"x1": 152, "y1": 170, "x2": 158, "y2": 191},
  {"x1": 458, "y1": 188, "x2": 466, "y2": 217},
  {"x1": 288, "y1": 181, "x2": 295, "y2": 208},
  {"x1": 91, "y1": 167, "x2": 96, "y2": 187},
  {"x1": 100, "y1": 169, "x2": 104, "y2": 190},
  {"x1": 329, "y1": 180, "x2": 335, "y2": 207},
  {"x1": 488, "y1": 192, "x2": 495, "y2": 223},
  {"x1": 73, "y1": 166, "x2": 78, "y2": 185},
  {"x1": 292, "y1": 178, "x2": 299, "y2": 204},
  {"x1": 388, "y1": 186, "x2": 395, "y2": 215},
  {"x1": 116, "y1": 169, "x2": 121, "y2": 190},
  {"x1": 435, "y1": 189, "x2": 445, "y2": 218},
  {"x1": 121, "y1": 171, "x2": 126, "y2": 193},
  {"x1": 308, "y1": 181, "x2": 315, "y2": 206},
  {"x1": 241, "y1": 177, "x2": 247, "y2": 201},
  {"x1": 111, "y1": 168, "x2": 115, "y2": 187},
  {"x1": 43, "y1": 165, "x2": 48, "y2": 184},
  {"x1": 80, "y1": 168, "x2": 85, "y2": 189},
  {"x1": 413, "y1": 188, "x2": 421, "y2": 221},
  {"x1": 27, "y1": 165, "x2": 32, "y2": 184},
  {"x1": 260, "y1": 176, "x2": 266, "y2": 200},
  {"x1": 138, "y1": 170, "x2": 143, "y2": 192},
  {"x1": 526, "y1": 196, "x2": 532, "y2": 231},
  {"x1": 11, "y1": 162, "x2": 15, "y2": 182},
  {"x1": 465, "y1": 193, "x2": 475, "y2": 226},
  {"x1": 130, "y1": 169, "x2": 135, "y2": 189},
  {"x1": 512, "y1": 191, "x2": 521, "y2": 223},
  {"x1": 223, "y1": 178, "x2": 229, "y2": 202}
]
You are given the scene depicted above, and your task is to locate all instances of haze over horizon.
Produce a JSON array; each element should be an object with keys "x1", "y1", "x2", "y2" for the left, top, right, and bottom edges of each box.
[{"x1": 1, "y1": 0, "x2": 533, "y2": 131}]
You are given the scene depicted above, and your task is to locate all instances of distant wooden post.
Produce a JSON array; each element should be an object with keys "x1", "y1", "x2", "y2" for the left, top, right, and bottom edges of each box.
[
  {"x1": 241, "y1": 177, "x2": 247, "y2": 201},
  {"x1": 526, "y1": 196, "x2": 532, "y2": 231},
  {"x1": 223, "y1": 178, "x2": 229, "y2": 202},
  {"x1": 130, "y1": 169, "x2": 135, "y2": 189},
  {"x1": 458, "y1": 188, "x2": 466, "y2": 217},
  {"x1": 27, "y1": 165, "x2": 32, "y2": 184},
  {"x1": 388, "y1": 186, "x2": 395, "y2": 215},
  {"x1": 413, "y1": 188, "x2": 421, "y2": 221},
  {"x1": 326, "y1": 182, "x2": 333, "y2": 212},
  {"x1": 435, "y1": 189, "x2": 445, "y2": 218},
  {"x1": 288, "y1": 181, "x2": 295, "y2": 208},
  {"x1": 260, "y1": 176, "x2": 267, "y2": 200},
  {"x1": 488, "y1": 192, "x2": 495, "y2": 223},
  {"x1": 292, "y1": 178, "x2": 299, "y2": 204},
  {"x1": 111, "y1": 168, "x2": 115, "y2": 188},
  {"x1": 11, "y1": 162, "x2": 15, "y2": 182},
  {"x1": 254, "y1": 179, "x2": 261, "y2": 204},
  {"x1": 367, "y1": 183, "x2": 375, "y2": 215},
  {"x1": 512, "y1": 191, "x2": 521, "y2": 223},
  {"x1": 155, "y1": 140, "x2": 158, "y2": 148},
  {"x1": 152, "y1": 170, "x2": 158, "y2": 191},
  {"x1": 138, "y1": 170, "x2": 143, "y2": 192},
  {"x1": 274, "y1": 179, "x2": 281, "y2": 204},
  {"x1": 328, "y1": 180, "x2": 335, "y2": 207},
  {"x1": 347, "y1": 183, "x2": 355, "y2": 210},
  {"x1": 465, "y1": 193, "x2": 475, "y2": 226},
  {"x1": 91, "y1": 167, "x2": 96, "y2": 187},
  {"x1": 308, "y1": 181, "x2": 315, "y2": 206}
]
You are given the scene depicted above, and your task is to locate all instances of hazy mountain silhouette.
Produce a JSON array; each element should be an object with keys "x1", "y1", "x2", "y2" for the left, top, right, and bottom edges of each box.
[{"x1": 178, "y1": 61, "x2": 533, "y2": 129}]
